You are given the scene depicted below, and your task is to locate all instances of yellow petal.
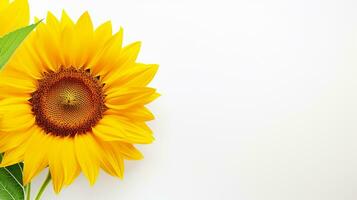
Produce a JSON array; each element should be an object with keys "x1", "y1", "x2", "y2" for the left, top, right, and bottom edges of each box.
[
  {"x1": 46, "y1": 11, "x2": 60, "y2": 30},
  {"x1": 88, "y1": 28, "x2": 123, "y2": 75},
  {"x1": 94, "y1": 21, "x2": 112, "y2": 40},
  {"x1": 75, "y1": 11, "x2": 94, "y2": 36},
  {"x1": 0, "y1": 0, "x2": 29, "y2": 36},
  {"x1": 114, "y1": 41, "x2": 141, "y2": 68},
  {"x1": 0, "y1": 97, "x2": 28, "y2": 106},
  {"x1": 105, "y1": 106, "x2": 155, "y2": 121},
  {"x1": 106, "y1": 92, "x2": 160, "y2": 111},
  {"x1": 61, "y1": 138, "x2": 80, "y2": 186},
  {"x1": 60, "y1": 24, "x2": 75, "y2": 67},
  {"x1": 110, "y1": 141, "x2": 143, "y2": 160},
  {"x1": 31, "y1": 27, "x2": 58, "y2": 71},
  {"x1": 5, "y1": 35, "x2": 49, "y2": 80},
  {"x1": 0, "y1": 101, "x2": 34, "y2": 132},
  {"x1": 97, "y1": 140, "x2": 124, "y2": 179},
  {"x1": 93, "y1": 115, "x2": 154, "y2": 143},
  {"x1": 0, "y1": 114, "x2": 34, "y2": 133},
  {"x1": 48, "y1": 137, "x2": 80, "y2": 193},
  {"x1": 0, "y1": 31, "x2": 47, "y2": 80},
  {"x1": 23, "y1": 129, "x2": 50, "y2": 185},
  {"x1": 47, "y1": 137, "x2": 64, "y2": 193},
  {"x1": 106, "y1": 87, "x2": 156, "y2": 103},
  {"x1": 0, "y1": 129, "x2": 29, "y2": 153},
  {"x1": 74, "y1": 133, "x2": 101, "y2": 185},
  {"x1": 0, "y1": 76, "x2": 35, "y2": 97},
  {"x1": 73, "y1": 11, "x2": 94, "y2": 68},
  {"x1": 83, "y1": 21, "x2": 112, "y2": 70},
  {"x1": 33, "y1": 17, "x2": 62, "y2": 71},
  {"x1": 105, "y1": 64, "x2": 159, "y2": 90},
  {"x1": 92, "y1": 21, "x2": 112, "y2": 52},
  {"x1": 60, "y1": 10, "x2": 74, "y2": 29},
  {"x1": 0, "y1": 0, "x2": 9, "y2": 12},
  {"x1": 0, "y1": 100, "x2": 31, "y2": 114},
  {"x1": 100, "y1": 41, "x2": 141, "y2": 81},
  {"x1": 0, "y1": 141, "x2": 28, "y2": 167}
]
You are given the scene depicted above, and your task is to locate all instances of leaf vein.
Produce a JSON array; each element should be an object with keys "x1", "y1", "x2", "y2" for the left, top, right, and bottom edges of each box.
[
  {"x1": 0, "y1": 182, "x2": 15, "y2": 200},
  {"x1": 3, "y1": 167, "x2": 24, "y2": 192}
]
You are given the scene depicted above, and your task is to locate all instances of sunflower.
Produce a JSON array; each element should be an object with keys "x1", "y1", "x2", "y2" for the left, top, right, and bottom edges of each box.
[
  {"x1": 0, "y1": 0, "x2": 29, "y2": 36},
  {"x1": 0, "y1": 11, "x2": 159, "y2": 193}
]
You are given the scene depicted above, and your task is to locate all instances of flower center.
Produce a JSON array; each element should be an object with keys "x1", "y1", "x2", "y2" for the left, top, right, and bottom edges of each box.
[{"x1": 30, "y1": 67, "x2": 107, "y2": 137}]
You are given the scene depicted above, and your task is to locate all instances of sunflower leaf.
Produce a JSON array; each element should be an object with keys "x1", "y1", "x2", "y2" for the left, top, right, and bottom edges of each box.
[
  {"x1": 0, "y1": 21, "x2": 40, "y2": 69},
  {"x1": 0, "y1": 154, "x2": 25, "y2": 200}
]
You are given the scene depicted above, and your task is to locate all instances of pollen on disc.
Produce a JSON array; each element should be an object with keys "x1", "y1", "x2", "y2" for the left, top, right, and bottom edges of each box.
[{"x1": 44, "y1": 78, "x2": 94, "y2": 128}]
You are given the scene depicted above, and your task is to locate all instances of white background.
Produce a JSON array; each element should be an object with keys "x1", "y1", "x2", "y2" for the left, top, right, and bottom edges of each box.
[{"x1": 27, "y1": 0, "x2": 356, "y2": 199}]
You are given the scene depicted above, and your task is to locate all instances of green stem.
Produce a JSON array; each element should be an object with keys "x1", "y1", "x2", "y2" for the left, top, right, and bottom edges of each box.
[
  {"x1": 25, "y1": 183, "x2": 31, "y2": 200},
  {"x1": 34, "y1": 172, "x2": 51, "y2": 200}
]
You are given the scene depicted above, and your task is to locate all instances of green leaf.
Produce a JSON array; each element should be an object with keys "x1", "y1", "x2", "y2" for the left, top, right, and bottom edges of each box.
[
  {"x1": 0, "y1": 22, "x2": 40, "y2": 69},
  {"x1": 0, "y1": 154, "x2": 24, "y2": 200}
]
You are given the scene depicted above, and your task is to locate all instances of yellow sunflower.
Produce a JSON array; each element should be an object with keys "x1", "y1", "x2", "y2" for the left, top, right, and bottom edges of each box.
[
  {"x1": 0, "y1": 0, "x2": 29, "y2": 36},
  {"x1": 0, "y1": 11, "x2": 159, "y2": 193}
]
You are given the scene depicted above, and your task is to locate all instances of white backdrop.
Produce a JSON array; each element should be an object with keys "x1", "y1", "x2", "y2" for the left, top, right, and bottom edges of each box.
[{"x1": 28, "y1": 0, "x2": 356, "y2": 199}]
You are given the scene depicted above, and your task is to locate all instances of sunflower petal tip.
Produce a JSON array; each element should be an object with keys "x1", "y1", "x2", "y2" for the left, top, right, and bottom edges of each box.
[
  {"x1": 23, "y1": 176, "x2": 31, "y2": 186},
  {"x1": 46, "y1": 11, "x2": 54, "y2": 17},
  {"x1": 116, "y1": 26, "x2": 124, "y2": 36},
  {"x1": 84, "y1": 172, "x2": 98, "y2": 186},
  {"x1": 136, "y1": 152, "x2": 144, "y2": 160},
  {"x1": 61, "y1": 10, "x2": 71, "y2": 20},
  {"x1": 79, "y1": 11, "x2": 91, "y2": 20},
  {"x1": 53, "y1": 185, "x2": 63, "y2": 194},
  {"x1": 61, "y1": 9, "x2": 67, "y2": 15},
  {"x1": 61, "y1": 9, "x2": 67, "y2": 17},
  {"x1": 146, "y1": 136, "x2": 155, "y2": 143},
  {"x1": 76, "y1": 10, "x2": 93, "y2": 31},
  {"x1": 89, "y1": 179, "x2": 96, "y2": 186},
  {"x1": 154, "y1": 67, "x2": 160, "y2": 78}
]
